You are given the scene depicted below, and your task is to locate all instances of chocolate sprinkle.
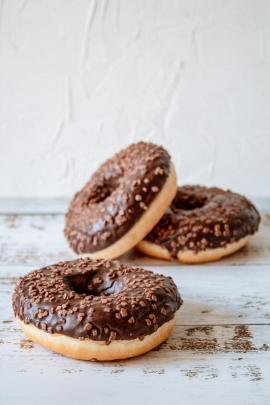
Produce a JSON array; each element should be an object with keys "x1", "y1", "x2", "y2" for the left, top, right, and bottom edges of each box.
[
  {"x1": 64, "y1": 142, "x2": 171, "y2": 254},
  {"x1": 12, "y1": 258, "x2": 182, "y2": 343},
  {"x1": 145, "y1": 185, "x2": 260, "y2": 258}
]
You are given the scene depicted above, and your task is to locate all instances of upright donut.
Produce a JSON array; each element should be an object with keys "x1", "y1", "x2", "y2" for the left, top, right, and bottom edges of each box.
[
  {"x1": 137, "y1": 185, "x2": 260, "y2": 263},
  {"x1": 65, "y1": 142, "x2": 177, "y2": 259},
  {"x1": 13, "y1": 258, "x2": 182, "y2": 361}
]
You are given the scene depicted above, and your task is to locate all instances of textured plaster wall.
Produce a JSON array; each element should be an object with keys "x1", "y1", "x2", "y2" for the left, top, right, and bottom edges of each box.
[{"x1": 0, "y1": 0, "x2": 270, "y2": 198}]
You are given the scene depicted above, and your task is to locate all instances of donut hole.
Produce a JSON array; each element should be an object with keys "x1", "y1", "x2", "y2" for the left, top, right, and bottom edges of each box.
[
  {"x1": 87, "y1": 178, "x2": 120, "y2": 204},
  {"x1": 65, "y1": 272, "x2": 123, "y2": 297},
  {"x1": 173, "y1": 194, "x2": 207, "y2": 212}
]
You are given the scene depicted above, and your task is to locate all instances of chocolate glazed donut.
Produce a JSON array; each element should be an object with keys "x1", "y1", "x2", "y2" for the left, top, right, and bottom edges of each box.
[
  {"x1": 137, "y1": 185, "x2": 260, "y2": 263},
  {"x1": 64, "y1": 142, "x2": 177, "y2": 259},
  {"x1": 13, "y1": 258, "x2": 182, "y2": 361}
]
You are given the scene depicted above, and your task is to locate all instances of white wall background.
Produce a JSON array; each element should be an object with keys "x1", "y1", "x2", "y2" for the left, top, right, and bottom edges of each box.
[{"x1": 0, "y1": 0, "x2": 270, "y2": 198}]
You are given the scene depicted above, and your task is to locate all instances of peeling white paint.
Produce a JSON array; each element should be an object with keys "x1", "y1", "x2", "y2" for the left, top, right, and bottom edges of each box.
[{"x1": 0, "y1": 0, "x2": 270, "y2": 197}]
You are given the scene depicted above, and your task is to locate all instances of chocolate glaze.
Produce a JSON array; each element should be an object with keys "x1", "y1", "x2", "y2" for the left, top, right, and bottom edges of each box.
[
  {"x1": 64, "y1": 142, "x2": 171, "y2": 254},
  {"x1": 145, "y1": 185, "x2": 260, "y2": 258},
  {"x1": 13, "y1": 258, "x2": 182, "y2": 343}
]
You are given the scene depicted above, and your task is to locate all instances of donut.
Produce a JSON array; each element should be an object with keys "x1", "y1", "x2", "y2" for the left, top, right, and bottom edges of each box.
[
  {"x1": 64, "y1": 142, "x2": 177, "y2": 260},
  {"x1": 13, "y1": 258, "x2": 182, "y2": 361},
  {"x1": 137, "y1": 185, "x2": 260, "y2": 263}
]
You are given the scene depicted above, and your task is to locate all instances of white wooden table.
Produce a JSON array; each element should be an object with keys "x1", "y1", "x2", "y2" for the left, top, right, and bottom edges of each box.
[{"x1": 1, "y1": 198, "x2": 270, "y2": 405}]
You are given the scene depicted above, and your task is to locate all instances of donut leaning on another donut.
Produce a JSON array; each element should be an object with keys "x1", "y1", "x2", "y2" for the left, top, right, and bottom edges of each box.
[
  {"x1": 13, "y1": 258, "x2": 183, "y2": 361},
  {"x1": 64, "y1": 142, "x2": 177, "y2": 259},
  {"x1": 137, "y1": 185, "x2": 260, "y2": 264}
]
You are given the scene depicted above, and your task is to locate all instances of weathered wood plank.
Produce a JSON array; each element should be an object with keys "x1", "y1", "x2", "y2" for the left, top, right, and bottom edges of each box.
[
  {"x1": 0, "y1": 198, "x2": 69, "y2": 215},
  {"x1": 0, "y1": 197, "x2": 268, "y2": 215},
  {"x1": 1, "y1": 321, "x2": 269, "y2": 405},
  {"x1": 1, "y1": 322, "x2": 269, "y2": 368},
  {"x1": 2, "y1": 316, "x2": 269, "y2": 356},
  {"x1": 0, "y1": 212, "x2": 269, "y2": 267},
  {"x1": 1, "y1": 265, "x2": 270, "y2": 326},
  {"x1": 1, "y1": 350, "x2": 269, "y2": 405}
]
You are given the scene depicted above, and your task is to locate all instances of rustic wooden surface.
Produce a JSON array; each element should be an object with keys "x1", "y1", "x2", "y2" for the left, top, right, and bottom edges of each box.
[{"x1": 0, "y1": 198, "x2": 270, "y2": 405}]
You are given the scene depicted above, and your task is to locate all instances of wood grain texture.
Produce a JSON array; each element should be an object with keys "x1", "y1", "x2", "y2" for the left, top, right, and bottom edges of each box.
[{"x1": 0, "y1": 198, "x2": 270, "y2": 405}]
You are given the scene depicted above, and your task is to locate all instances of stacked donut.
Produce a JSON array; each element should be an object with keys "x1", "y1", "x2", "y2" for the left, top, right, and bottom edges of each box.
[
  {"x1": 64, "y1": 142, "x2": 177, "y2": 259},
  {"x1": 64, "y1": 142, "x2": 260, "y2": 264},
  {"x1": 13, "y1": 141, "x2": 260, "y2": 361}
]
